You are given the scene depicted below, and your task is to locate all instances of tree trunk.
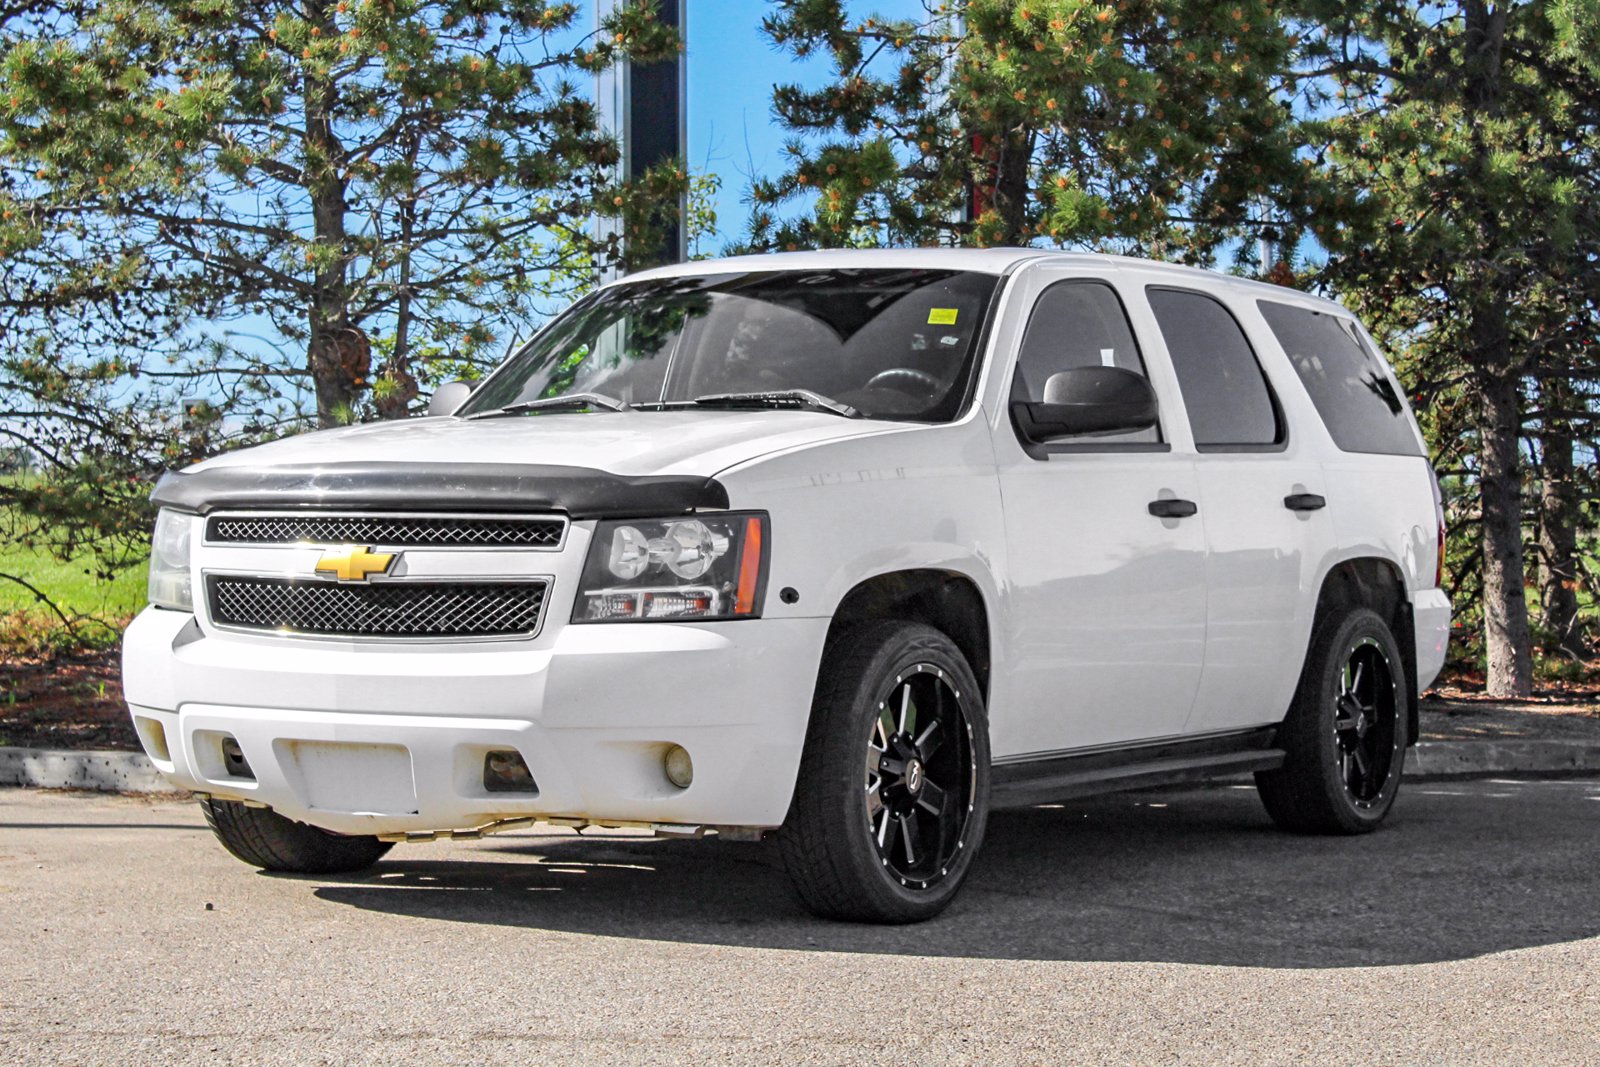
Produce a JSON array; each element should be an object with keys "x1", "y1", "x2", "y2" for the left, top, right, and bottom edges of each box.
[
  {"x1": 374, "y1": 179, "x2": 419, "y2": 421},
  {"x1": 992, "y1": 130, "x2": 1032, "y2": 245},
  {"x1": 1462, "y1": 0, "x2": 1529, "y2": 696},
  {"x1": 1537, "y1": 382, "x2": 1584, "y2": 658},
  {"x1": 304, "y1": 0, "x2": 360, "y2": 428},
  {"x1": 1476, "y1": 358, "x2": 1534, "y2": 696}
]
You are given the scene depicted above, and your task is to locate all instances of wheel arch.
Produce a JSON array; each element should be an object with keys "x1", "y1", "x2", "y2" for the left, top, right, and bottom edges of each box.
[
  {"x1": 823, "y1": 569, "x2": 994, "y2": 706},
  {"x1": 1308, "y1": 555, "x2": 1420, "y2": 745}
]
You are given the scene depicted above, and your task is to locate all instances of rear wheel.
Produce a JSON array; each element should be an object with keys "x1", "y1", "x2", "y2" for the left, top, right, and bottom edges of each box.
[
  {"x1": 200, "y1": 796, "x2": 392, "y2": 874},
  {"x1": 1256, "y1": 607, "x2": 1408, "y2": 834},
  {"x1": 778, "y1": 621, "x2": 990, "y2": 923}
]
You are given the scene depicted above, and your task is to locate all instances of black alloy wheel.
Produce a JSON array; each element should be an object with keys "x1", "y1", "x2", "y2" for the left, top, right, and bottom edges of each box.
[
  {"x1": 1257, "y1": 606, "x2": 1409, "y2": 834},
  {"x1": 779, "y1": 620, "x2": 991, "y2": 923},
  {"x1": 865, "y1": 663, "x2": 978, "y2": 891},
  {"x1": 1333, "y1": 636, "x2": 1400, "y2": 809}
]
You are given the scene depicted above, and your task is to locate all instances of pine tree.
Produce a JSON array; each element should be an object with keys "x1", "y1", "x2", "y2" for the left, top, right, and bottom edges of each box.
[
  {"x1": 1296, "y1": 0, "x2": 1600, "y2": 695},
  {"x1": 747, "y1": 0, "x2": 1318, "y2": 261},
  {"x1": 1, "y1": 0, "x2": 686, "y2": 427}
]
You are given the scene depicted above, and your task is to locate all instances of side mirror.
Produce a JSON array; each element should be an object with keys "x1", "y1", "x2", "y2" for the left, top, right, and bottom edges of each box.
[
  {"x1": 427, "y1": 380, "x2": 474, "y2": 417},
  {"x1": 1011, "y1": 366, "x2": 1158, "y2": 442}
]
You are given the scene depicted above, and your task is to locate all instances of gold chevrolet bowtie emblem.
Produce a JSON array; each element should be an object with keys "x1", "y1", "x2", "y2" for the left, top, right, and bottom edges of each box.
[{"x1": 314, "y1": 545, "x2": 396, "y2": 582}]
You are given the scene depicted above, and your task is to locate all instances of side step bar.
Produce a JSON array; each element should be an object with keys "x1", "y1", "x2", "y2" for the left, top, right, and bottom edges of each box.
[{"x1": 991, "y1": 728, "x2": 1284, "y2": 810}]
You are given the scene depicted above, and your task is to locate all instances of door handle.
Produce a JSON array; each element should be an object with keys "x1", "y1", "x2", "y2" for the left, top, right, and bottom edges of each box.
[
  {"x1": 1147, "y1": 498, "x2": 1198, "y2": 519},
  {"x1": 1284, "y1": 493, "x2": 1327, "y2": 512}
]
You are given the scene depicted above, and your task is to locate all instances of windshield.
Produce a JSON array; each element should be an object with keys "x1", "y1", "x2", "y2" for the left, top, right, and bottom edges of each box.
[{"x1": 458, "y1": 268, "x2": 1001, "y2": 421}]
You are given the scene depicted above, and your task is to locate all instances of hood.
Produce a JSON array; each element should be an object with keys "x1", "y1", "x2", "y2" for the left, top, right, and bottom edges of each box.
[
  {"x1": 191, "y1": 409, "x2": 905, "y2": 479},
  {"x1": 153, "y1": 409, "x2": 916, "y2": 518}
]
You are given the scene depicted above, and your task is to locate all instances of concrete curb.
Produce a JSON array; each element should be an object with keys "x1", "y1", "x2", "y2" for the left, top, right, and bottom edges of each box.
[
  {"x1": 1407, "y1": 739, "x2": 1600, "y2": 778},
  {"x1": 0, "y1": 747, "x2": 186, "y2": 794},
  {"x1": 2, "y1": 740, "x2": 1597, "y2": 796}
]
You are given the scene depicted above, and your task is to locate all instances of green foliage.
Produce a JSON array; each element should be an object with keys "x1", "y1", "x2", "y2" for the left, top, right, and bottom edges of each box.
[
  {"x1": 1, "y1": 1, "x2": 698, "y2": 653},
  {"x1": 1291, "y1": 0, "x2": 1600, "y2": 691},
  {"x1": 1553, "y1": 0, "x2": 1600, "y2": 74},
  {"x1": 746, "y1": 0, "x2": 1318, "y2": 260},
  {"x1": 1, "y1": 0, "x2": 690, "y2": 427}
]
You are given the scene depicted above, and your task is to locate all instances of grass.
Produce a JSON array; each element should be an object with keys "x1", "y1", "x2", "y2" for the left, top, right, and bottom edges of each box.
[{"x1": 0, "y1": 540, "x2": 146, "y2": 654}]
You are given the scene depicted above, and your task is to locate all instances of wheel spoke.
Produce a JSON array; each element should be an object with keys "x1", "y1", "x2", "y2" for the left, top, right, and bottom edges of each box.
[
  {"x1": 1335, "y1": 701, "x2": 1359, "y2": 734},
  {"x1": 916, "y1": 778, "x2": 948, "y2": 818},
  {"x1": 1350, "y1": 659, "x2": 1366, "y2": 699},
  {"x1": 900, "y1": 812, "x2": 918, "y2": 866},
  {"x1": 1351, "y1": 745, "x2": 1371, "y2": 783},
  {"x1": 866, "y1": 779, "x2": 884, "y2": 820},
  {"x1": 915, "y1": 719, "x2": 942, "y2": 758},
  {"x1": 877, "y1": 808, "x2": 896, "y2": 852},
  {"x1": 899, "y1": 683, "x2": 915, "y2": 736}
]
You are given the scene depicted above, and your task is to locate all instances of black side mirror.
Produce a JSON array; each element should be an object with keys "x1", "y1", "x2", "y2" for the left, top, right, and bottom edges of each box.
[
  {"x1": 426, "y1": 380, "x2": 474, "y2": 417},
  {"x1": 1011, "y1": 366, "x2": 1159, "y2": 442}
]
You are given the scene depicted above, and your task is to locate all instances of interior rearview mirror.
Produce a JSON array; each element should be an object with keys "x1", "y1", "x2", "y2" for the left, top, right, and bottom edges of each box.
[
  {"x1": 427, "y1": 380, "x2": 474, "y2": 417},
  {"x1": 1011, "y1": 366, "x2": 1158, "y2": 442}
]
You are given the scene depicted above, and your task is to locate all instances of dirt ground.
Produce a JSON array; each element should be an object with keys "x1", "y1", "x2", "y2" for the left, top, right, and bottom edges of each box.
[
  {"x1": 1, "y1": 647, "x2": 1596, "y2": 751},
  {"x1": 0, "y1": 648, "x2": 131, "y2": 749}
]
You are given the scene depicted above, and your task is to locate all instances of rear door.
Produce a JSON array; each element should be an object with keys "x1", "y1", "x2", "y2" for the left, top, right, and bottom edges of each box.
[
  {"x1": 1140, "y1": 285, "x2": 1334, "y2": 733},
  {"x1": 990, "y1": 267, "x2": 1207, "y2": 757}
]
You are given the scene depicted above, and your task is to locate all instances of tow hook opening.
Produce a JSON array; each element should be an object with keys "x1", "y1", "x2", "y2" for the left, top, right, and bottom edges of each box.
[
  {"x1": 219, "y1": 736, "x2": 255, "y2": 781},
  {"x1": 483, "y1": 750, "x2": 539, "y2": 794}
]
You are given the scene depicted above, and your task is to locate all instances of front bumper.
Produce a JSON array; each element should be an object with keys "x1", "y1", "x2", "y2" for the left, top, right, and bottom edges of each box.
[{"x1": 123, "y1": 607, "x2": 828, "y2": 836}]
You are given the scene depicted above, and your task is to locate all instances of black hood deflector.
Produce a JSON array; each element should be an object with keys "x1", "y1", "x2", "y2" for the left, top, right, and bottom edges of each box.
[{"x1": 151, "y1": 462, "x2": 731, "y2": 519}]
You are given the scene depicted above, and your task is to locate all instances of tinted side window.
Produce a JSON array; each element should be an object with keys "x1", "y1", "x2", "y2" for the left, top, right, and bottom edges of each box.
[
  {"x1": 1258, "y1": 301, "x2": 1422, "y2": 457},
  {"x1": 1147, "y1": 288, "x2": 1281, "y2": 449},
  {"x1": 1013, "y1": 280, "x2": 1159, "y2": 443}
]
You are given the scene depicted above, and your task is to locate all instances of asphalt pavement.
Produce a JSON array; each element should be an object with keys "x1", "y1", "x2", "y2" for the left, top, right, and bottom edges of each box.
[{"x1": 2, "y1": 778, "x2": 1597, "y2": 1065}]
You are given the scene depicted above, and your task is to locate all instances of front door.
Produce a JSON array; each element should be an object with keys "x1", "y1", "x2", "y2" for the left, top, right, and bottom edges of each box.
[{"x1": 991, "y1": 270, "x2": 1207, "y2": 759}]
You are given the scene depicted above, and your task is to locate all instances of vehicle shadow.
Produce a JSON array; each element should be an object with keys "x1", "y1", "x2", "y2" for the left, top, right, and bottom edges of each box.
[{"x1": 308, "y1": 779, "x2": 1600, "y2": 968}]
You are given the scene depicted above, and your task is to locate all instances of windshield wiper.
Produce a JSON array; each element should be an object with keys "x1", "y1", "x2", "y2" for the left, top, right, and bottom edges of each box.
[
  {"x1": 691, "y1": 389, "x2": 860, "y2": 418},
  {"x1": 468, "y1": 392, "x2": 632, "y2": 419}
]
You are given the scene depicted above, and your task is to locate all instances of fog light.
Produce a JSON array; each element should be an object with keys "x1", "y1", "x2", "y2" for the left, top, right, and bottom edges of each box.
[
  {"x1": 483, "y1": 750, "x2": 538, "y2": 794},
  {"x1": 663, "y1": 745, "x2": 693, "y2": 789}
]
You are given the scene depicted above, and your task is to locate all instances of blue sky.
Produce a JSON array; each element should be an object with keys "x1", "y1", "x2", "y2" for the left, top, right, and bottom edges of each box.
[{"x1": 682, "y1": 0, "x2": 922, "y2": 248}]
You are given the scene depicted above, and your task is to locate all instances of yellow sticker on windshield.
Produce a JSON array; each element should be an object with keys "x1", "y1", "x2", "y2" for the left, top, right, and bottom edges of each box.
[{"x1": 928, "y1": 308, "x2": 959, "y2": 326}]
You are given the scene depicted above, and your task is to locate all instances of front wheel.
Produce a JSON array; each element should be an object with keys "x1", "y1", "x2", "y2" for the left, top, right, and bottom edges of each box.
[
  {"x1": 778, "y1": 620, "x2": 990, "y2": 923},
  {"x1": 200, "y1": 796, "x2": 392, "y2": 874},
  {"x1": 1256, "y1": 606, "x2": 1409, "y2": 834}
]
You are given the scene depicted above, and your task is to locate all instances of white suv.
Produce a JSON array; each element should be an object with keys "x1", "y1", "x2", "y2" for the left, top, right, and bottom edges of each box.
[{"x1": 124, "y1": 249, "x2": 1450, "y2": 922}]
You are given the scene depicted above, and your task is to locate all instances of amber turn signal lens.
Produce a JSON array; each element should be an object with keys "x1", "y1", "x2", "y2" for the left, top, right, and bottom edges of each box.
[{"x1": 734, "y1": 515, "x2": 763, "y2": 615}]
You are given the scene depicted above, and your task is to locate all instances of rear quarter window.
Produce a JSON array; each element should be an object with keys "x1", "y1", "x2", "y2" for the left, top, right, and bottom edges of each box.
[{"x1": 1257, "y1": 301, "x2": 1423, "y2": 457}]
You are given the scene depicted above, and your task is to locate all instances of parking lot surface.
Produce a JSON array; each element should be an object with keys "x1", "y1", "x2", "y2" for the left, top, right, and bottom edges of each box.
[{"x1": 2, "y1": 777, "x2": 1596, "y2": 1065}]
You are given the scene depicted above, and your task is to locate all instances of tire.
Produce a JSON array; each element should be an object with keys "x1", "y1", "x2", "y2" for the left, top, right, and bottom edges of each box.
[
  {"x1": 1256, "y1": 606, "x2": 1409, "y2": 834},
  {"x1": 199, "y1": 796, "x2": 392, "y2": 874},
  {"x1": 778, "y1": 620, "x2": 991, "y2": 923}
]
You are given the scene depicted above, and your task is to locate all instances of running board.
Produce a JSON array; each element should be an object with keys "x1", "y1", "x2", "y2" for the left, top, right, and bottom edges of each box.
[{"x1": 991, "y1": 728, "x2": 1284, "y2": 810}]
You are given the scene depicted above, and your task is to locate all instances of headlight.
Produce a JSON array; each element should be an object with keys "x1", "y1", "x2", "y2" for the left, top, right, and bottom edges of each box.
[
  {"x1": 147, "y1": 509, "x2": 193, "y2": 612},
  {"x1": 574, "y1": 513, "x2": 768, "y2": 622}
]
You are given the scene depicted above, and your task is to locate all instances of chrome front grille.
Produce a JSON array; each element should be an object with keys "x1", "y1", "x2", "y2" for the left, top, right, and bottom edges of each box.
[
  {"x1": 207, "y1": 576, "x2": 549, "y2": 639},
  {"x1": 206, "y1": 512, "x2": 566, "y2": 548}
]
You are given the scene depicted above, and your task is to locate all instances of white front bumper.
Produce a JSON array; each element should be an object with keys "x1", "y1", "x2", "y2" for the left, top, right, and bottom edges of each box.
[{"x1": 123, "y1": 607, "x2": 828, "y2": 835}]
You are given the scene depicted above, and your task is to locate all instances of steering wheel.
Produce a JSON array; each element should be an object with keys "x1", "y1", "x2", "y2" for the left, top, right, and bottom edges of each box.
[{"x1": 864, "y1": 368, "x2": 943, "y2": 396}]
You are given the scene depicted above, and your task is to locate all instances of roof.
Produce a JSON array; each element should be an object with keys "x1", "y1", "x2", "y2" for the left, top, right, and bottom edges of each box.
[{"x1": 621, "y1": 247, "x2": 1349, "y2": 316}]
